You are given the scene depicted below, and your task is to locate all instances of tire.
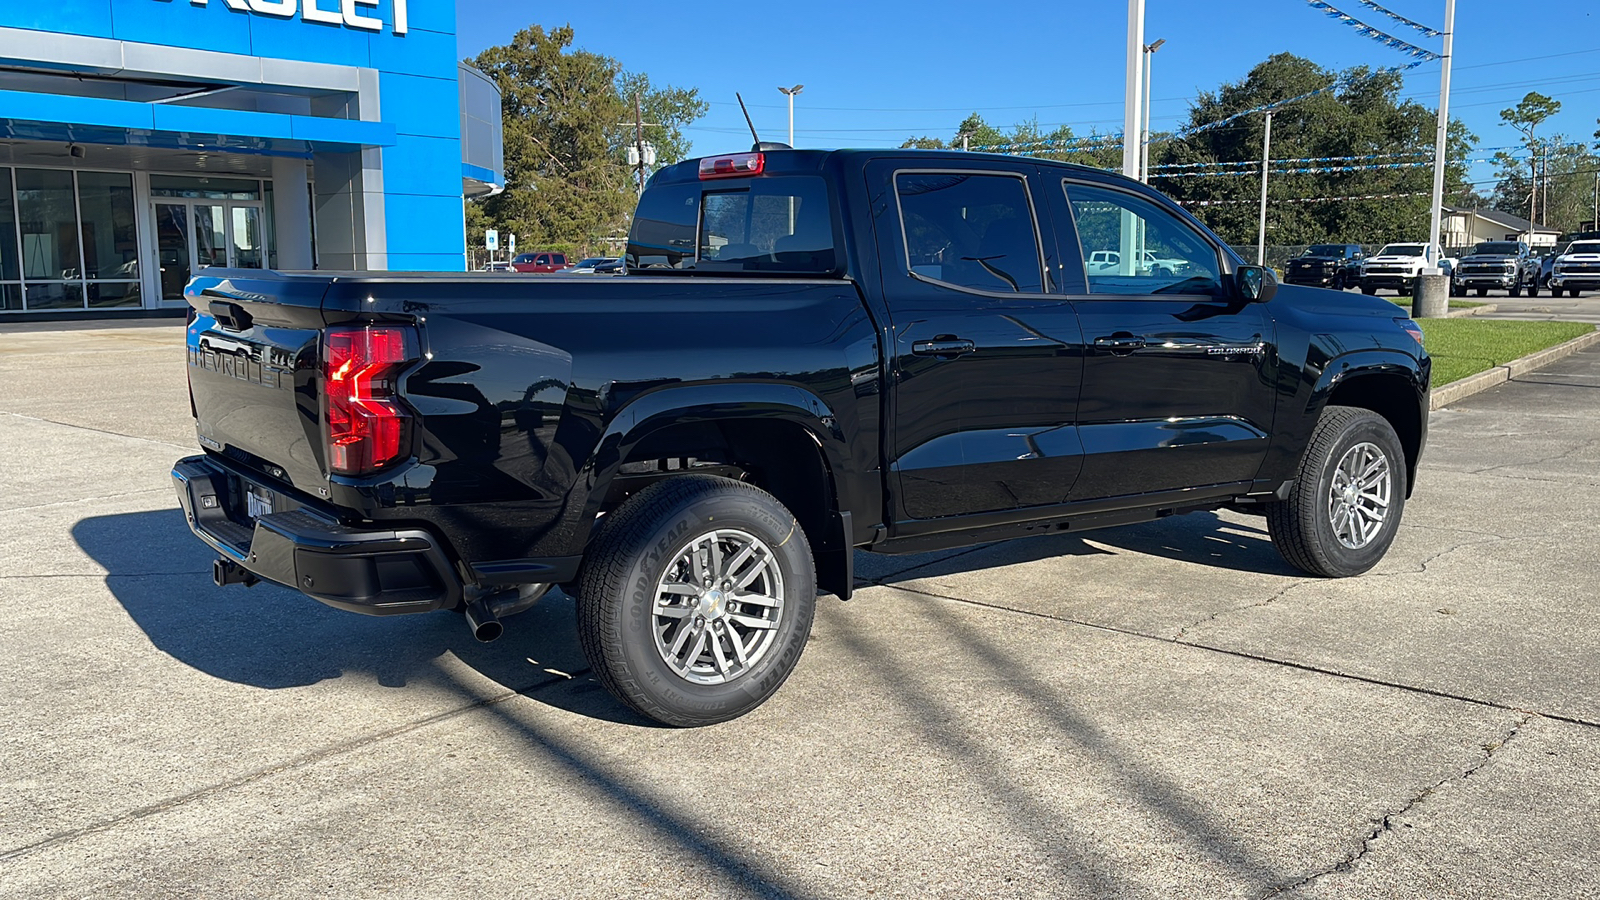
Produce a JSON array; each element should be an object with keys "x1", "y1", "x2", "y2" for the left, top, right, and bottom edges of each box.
[
  {"x1": 1527, "y1": 281, "x2": 1539, "y2": 298},
  {"x1": 1449, "y1": 282, "x2": 1463, "y2": 297},
  {"x1": 576, "y1": 475, "x2": 817, "y2": 727},
  {"x1": 1361, "y1": 285, "x2": 1377, "y2": 296},
  {"x1": 1510, "y1": 282, "x2": 1523, "y2": 297},
  {"x1": 1266, "y1": 405, "x2": 1407, "y2": 578},
  {"x1": 1476, "y1": 287, "x2": 1488, "y2": 297}
]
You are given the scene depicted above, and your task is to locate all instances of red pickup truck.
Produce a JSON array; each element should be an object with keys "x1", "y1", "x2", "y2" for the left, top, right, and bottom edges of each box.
[{"x1": 510, "y1": 251, "x2": 571, "y2": 273}]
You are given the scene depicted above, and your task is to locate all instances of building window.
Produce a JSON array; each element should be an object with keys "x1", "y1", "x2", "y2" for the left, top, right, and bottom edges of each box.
[{"x1": 78, "y1": 172, "x2": 142, "y2": 308}]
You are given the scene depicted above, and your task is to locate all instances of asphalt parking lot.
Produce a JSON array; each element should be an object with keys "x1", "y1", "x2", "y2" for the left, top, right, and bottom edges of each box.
[{"x1": 3, "y1": 321, "x2": 1598, "y2": 899}]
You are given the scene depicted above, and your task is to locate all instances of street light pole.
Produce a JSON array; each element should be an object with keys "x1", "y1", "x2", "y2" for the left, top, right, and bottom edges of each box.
[
  {"x1": 778, "y1": 84, "x2": 804, "y2": 147},
  {"x1": 1122, "y1": 0, "x2": 1145, "y2": 179},
  {"x1": 1140, "y1": 38, "x2": 1165, "y2": 183},
  {"x1": 1426, "y1": 0, "x2": 1456, "y2": 265},
  {"x1": 1258, "y1": 111, "x2": 1273, "y2": 267}
]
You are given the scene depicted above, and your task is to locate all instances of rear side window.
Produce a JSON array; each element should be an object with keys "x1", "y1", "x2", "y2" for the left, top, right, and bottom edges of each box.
[
  {"x1": 626, "y1": 176, "x2": 838, "y2": 273},
  {"x1": 893, "y1": 172, "x2": 1043, "y2": 293}
]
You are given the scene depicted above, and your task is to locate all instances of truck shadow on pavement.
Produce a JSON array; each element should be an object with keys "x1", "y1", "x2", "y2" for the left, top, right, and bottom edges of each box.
[
  {"x1": 71, "y1": 508, "x2": 648, "y2": 725},
  {"x1": 858, "y1": 510, "x2": 1298, "y2": 586}
]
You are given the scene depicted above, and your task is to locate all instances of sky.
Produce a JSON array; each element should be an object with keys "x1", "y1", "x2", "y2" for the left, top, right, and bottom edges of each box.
[{"x1": 455, "y1": 0, "x2": 1600, "y2": 193}]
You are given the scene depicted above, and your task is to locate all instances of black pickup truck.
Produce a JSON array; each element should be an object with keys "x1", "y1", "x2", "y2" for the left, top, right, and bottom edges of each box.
[{"x1": 173, "y1": 148, "x2": 1430, "y2": 726}]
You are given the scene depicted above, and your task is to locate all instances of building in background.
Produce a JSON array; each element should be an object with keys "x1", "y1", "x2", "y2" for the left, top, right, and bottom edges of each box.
[
  {"x1": 1442, "y1": 207, "x2": 1562, "y2": 251},
  {"x1": 0, "y1": 0, "x2": 503, "y2": 317}
]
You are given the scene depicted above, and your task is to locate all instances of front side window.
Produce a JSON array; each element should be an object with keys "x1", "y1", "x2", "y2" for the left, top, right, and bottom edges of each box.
[
  {"x1": 894, "y1": 172, "x2": 1042, "y2": 293},
  {"x1": 1066, "y1": 182, "x2": 1223, "y2": 297}
]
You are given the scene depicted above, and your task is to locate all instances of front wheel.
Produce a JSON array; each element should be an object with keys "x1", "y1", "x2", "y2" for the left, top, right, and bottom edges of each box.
[
  {"x1": 576, "y1": 475, "x2": 817, "y2": 727},
  {"x1": 1510, "y1": 282, "x2": 1523, "y2": 297},
  {"x1": 1361, "y1": 285, "x2": 1377, "y2": 296},
  {"x1": 1266, "y1": 405, "x2": 1407, "y2": 577},
  {"x1": 1527, "y1": 281, "x2": 1539, "y2": 298}
]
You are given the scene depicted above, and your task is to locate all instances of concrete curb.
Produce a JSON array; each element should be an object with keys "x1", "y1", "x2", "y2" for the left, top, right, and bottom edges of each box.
[
  {"x1": 1430, "y1": 327, "x2": 1600, "y2": 410},
  {"x1": 1448, "y1": 303, "x2": 1497, "y2": 318}
]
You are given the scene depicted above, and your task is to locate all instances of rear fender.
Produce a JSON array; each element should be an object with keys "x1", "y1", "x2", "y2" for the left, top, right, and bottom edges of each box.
[{"x1": 579, "y1": 383, "x2": 855, "y2": 596}]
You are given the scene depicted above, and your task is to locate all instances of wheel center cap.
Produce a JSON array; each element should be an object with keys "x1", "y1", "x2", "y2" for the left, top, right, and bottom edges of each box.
[
  {"x1": 1342, "y1": 484, "x2": 1359, "y2": 505},
  {"x1": 699, "y1": 590, "x2": 726, "y2": 618}
]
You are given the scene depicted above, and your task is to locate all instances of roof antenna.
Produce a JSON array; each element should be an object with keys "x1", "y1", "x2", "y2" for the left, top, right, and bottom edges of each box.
[{"x1": 736, "y1": 92, "x2": 790, "y2": 152}]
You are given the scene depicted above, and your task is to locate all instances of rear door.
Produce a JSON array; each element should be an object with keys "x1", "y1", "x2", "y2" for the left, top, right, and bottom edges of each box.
[
  {"x1": 1050, "y1": 177, "x2": 1276, "y2": 499},
  {"x1": 867, "y1": 159, "x2": 1086, "y2": 523},
  {"x1": 185, "y1": 271, "x2": 331, "y2": 494}
]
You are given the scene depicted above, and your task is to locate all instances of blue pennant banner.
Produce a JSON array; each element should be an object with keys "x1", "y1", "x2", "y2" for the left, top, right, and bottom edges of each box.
[
  {"x1": 1355, "y1": 0, "x2": 1443, "y2": 38},
  {"x1": 1304, "y1": 0, "x2": 1442, "y2": 61}
]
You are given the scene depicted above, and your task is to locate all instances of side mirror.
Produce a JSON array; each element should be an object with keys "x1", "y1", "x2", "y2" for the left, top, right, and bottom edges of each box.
[{"x1": 1235, "y1": 265, "x2": 1277, "y2": 303}]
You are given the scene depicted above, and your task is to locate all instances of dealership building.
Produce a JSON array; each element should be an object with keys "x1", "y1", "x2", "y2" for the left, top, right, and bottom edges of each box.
[{"x1": 0, "y1": 0, "x2": 503, "y2": 316}]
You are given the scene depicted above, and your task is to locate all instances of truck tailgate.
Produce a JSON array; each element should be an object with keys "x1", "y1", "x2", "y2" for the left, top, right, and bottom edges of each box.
[{"x1": 185, "y1": 271, "x2": 334, "y2": 494}]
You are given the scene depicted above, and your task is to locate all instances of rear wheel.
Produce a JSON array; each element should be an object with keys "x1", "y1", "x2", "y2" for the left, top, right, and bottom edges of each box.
[
  {"x1": 1527, "y1": 281, "x2": 1539, "y2": 297},
  {"x1": 576, "y1": 475, "x2": 817, "y2": 727},
  {"x1": 1266, "y1": 405, "x2": 1407, "y2": 578}
]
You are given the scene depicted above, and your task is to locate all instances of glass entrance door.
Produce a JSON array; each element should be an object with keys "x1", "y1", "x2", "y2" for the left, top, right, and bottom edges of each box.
[{"x1": 153, "y1": 200, "x2": 264, "y2": 304}]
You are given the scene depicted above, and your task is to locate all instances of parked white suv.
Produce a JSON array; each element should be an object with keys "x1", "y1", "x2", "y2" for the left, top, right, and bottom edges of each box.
[{"x1": 1359, "y1": 243, "x2": 1453, "y2": 296}]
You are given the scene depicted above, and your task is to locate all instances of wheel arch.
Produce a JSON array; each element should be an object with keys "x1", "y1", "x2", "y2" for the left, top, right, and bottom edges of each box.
[
  {"x1": 581, "y1": 384, "x2": 855, "y2": 599},
  {"x1": 1315, "y1": 360, "x2": 1427, "y2": 497}
]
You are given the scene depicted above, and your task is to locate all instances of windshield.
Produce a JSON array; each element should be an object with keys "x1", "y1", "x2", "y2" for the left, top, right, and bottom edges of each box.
[
  {"x1": 1472, "y1": 242, "x2": 1521, "y2": 255},
  {"x1": 1567, "y1": 241, "x2": 1600, "y2": 255},
  {"x1": 1306, "y1": 244, "x2": 1349, "y2": 257},
  {"x1": 1378, "y1": 244, "x2": 1425, "y2": 257}
]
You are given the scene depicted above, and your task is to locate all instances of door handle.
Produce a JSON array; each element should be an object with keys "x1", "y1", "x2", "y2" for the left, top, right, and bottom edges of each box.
[
  {"x1": 1093, "y1": 334, "x2": 1146, "y2": 354},
  {"x1": 911, "y1": 338, "x2": 976, "y2": 358}
]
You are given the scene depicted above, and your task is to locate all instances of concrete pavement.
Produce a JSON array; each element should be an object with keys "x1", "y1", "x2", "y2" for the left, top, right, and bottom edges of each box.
[{"x1": 3, "y1": 324, "x2": 1598, "y2": 899}]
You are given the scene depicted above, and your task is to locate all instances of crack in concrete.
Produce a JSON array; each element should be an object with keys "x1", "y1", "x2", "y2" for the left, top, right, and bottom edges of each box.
[
  {"x1": 1169, "y1": 533, "x2": 1510, "y2": 640},
  {"x1": 1172, "y1": 580, "x2": 1311, "y2": 640},
  {"x1": 0, "y1": 666, "x2": 593, "y2": 864},
  {"x1": 0, "y1": 488, "x2": 172, "y2": 516},
  {"x1": 1, "y1": 411, "x2": 196, "y2": 453},
  {"x1": 1468, "y1": 436, "x2": 1600, "y2": 476},
  {"x1": 1258, "y1": 714, "x2": 1535, "y2": 898},
  {"x1": 862, "y1": 578, "x2": 1600, "y2": 731}
]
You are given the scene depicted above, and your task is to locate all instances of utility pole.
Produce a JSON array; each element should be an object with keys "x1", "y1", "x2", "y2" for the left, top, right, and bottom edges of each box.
[
  {"x1": 634, "y1": 92, "x2": 645, "y2": 197},
  {"x1": 1257, "y1": 111, "x2": 1273, "y2": 266},
  {"x1": 1426, "y1": 0, "x2": 1455, "y2": 265}
]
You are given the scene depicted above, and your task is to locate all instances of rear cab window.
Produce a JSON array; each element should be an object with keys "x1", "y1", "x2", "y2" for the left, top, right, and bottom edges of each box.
[
  {"x1": 892, "y1": 171, "x2": 1044, "y2": 294},
  {"x1": 626, "y1": 174, "x2": 840, "y2": 274}
]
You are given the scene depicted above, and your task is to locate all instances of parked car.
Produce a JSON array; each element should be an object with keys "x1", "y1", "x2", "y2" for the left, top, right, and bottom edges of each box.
[
  {"x1": 1085, "y1": 248, "x2": 1189, "y2": 276},
  {"x1": 174, "y1": 148, "x2": 1430, "y2": 726},
  {"x1": 1360, "y1": 243, "x2": 1453, "y2": 296},
  {"x1": 568, "y1": 256, "x2": 622, "y2": 274},
  {"x1": 1452, "y1": 240, "x2": 1540, "y2": 297},
  {"x1": 592, "y1": 258, "x2": 625, "y2": 274},
  {"x1": 1549, "y1": 239, "x2": 1600, "y2": 297},
  {"x1": 510, "y1": 252, "x2": 571, "y2": 273},
  {"x1": 1284, "y1": 243, "x2": 1364, "y2": 290}
]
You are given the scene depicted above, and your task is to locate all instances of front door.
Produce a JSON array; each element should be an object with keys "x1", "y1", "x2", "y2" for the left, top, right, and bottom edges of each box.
[
  {"x1": 1052, "y1": 179, "x2": 1277, "y2": 500},
  {"x1": 869, "y1": 161, "x2": 1086, "y2": 523},
  {"x1": 153, "y1": 200, "x2": 265, "y2": 305}
]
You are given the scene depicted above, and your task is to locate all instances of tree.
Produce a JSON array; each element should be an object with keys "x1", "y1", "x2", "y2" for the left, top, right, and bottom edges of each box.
[
  {"x1": 467, "y1": 25, "x2": 708, "y2": 257},
  {"x1": 1160, "y1": 55, "x2": 1476, "y2": 247},
  {"x1": 1499, "y1": 92, "x2": 1561, "y2": 224}
]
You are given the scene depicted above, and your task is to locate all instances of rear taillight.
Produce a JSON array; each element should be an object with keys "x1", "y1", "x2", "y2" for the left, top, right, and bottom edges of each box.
[
  {"x1": 698, "y1": 152, "x2": 764, "y2": 179},
  {"x1": 324, "y1": 326, "x2": 414, "y2": 476}
]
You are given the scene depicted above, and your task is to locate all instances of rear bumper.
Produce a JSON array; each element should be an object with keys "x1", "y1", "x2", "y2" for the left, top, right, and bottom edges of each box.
[{"x1": 172, "y1": 455, "x2": 461, "y2": 615}]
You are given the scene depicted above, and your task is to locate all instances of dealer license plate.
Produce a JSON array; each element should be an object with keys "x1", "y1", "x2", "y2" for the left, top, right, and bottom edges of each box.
[{"x1": 245, "y1": 484, "x2": 275, "y2": 520}]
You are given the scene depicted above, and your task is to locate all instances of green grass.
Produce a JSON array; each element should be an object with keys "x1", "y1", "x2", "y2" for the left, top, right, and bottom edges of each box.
[
  {"x1": 1418, "y1": 319, "x2": 1595, "y2": 386},
  {"x1": 1392, "y1": 299, "x2": 1486, "y2": 313}
]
